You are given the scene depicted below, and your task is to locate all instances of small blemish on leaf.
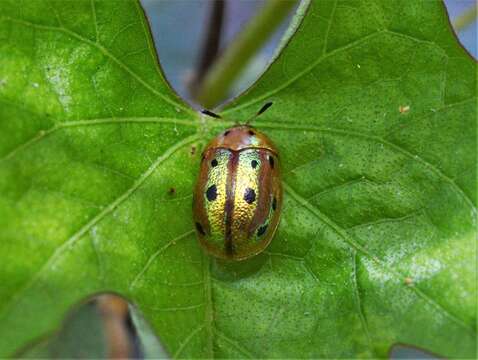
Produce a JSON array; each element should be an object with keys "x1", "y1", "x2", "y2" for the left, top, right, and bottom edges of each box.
[
  {"x1": 168, "y1": 187, "x2": 176, "y2": 195},
  {"x1": 399, "y1": 105, "x2": 410, "y2": 114},
  {"x1": 404, "y1": 277, "x2": 414, "y2": 286},
  {"x1": 191, "y1": 146, "x2": 197, "y2": 155}
]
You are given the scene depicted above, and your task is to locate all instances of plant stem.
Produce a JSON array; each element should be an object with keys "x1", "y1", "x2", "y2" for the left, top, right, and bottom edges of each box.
[
  {"x1": 196, "y1": 0, "x2": 298, "y2": 109},
  {"x1": 189, "y1": 0, "x2": 225, "y2": 98},
  {"x1": 452, "y1": 3, "x2": 477, "y2": 33}
]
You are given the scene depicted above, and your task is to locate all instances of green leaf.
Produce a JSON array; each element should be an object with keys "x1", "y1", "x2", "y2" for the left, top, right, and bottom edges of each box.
[{"x1": 0, "y1": 0, "x2": 475, "y2": 358}]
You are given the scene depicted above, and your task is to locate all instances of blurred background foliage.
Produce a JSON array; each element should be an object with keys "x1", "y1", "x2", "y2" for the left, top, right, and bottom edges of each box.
[
  {"x1": 18, "y1": 0, "x2": 476, "y2": 358},
  {"x1": 141, "y1": 0, "x2": 476, "y2": 106}
]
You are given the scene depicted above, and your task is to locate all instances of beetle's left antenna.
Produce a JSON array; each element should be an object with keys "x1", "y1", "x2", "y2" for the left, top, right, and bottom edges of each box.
[
  {"x1": 201, "y1": 109, "x2": 222, "y2": 119},
  {"x1": 245, "y1": 102, "x2": 273, "y2": 125}
]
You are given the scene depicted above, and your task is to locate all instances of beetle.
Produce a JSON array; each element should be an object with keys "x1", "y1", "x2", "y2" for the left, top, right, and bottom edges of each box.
[{"x1": 193, "y1": 103, "x2": 282, "y2": 260}]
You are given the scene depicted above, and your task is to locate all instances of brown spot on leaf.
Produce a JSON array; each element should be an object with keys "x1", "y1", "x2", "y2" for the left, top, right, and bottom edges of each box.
[{"x1": 399, "y1": 105, "x2": 410, "y2": 114}]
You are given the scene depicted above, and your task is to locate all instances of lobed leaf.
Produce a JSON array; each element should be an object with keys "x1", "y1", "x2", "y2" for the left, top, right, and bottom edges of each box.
[{"x1": 0, "y1": 0, "x2": 475, "y2": 358}]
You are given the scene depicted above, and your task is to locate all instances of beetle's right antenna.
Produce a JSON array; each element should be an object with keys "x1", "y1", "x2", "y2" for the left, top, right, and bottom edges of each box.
[
  {"x1": 245, "y1": 102, "x2": 273, "y2": 125},
  {"x1": 201, "y1": 109, "x2": 222, "y2": 119}
]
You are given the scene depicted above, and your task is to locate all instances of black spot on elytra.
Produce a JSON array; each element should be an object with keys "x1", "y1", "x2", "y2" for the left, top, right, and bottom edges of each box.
[
  {"x1": 206, "y1": 185, "x2": 217, "y2": 201},
  {"x1": 211, "y1": 159, "x2": 218, "y2": 167},
  {"x1": 195, "y1": 222, "x2": 205, "y2": 236},
  {"x1": 251, "y1": 160, "x2": 258, "y2": 169},
  {"x1": 224, "y1": 130, "x2": 230, "y2": 136},
  {"x1": 272, "y1": 197, "x2": 277, "y2": 210},
  {"x1": 244, "y1": 188, "x2": 256, "y2": 204},
  {"x1": 257, "y1": 224, "x2": 268, "y2": 237},
  {"x1": 269, "y1": 156, "x2": 275, "y2": 169},
  {"x1": 248, "y1": 130, "x2": 255, "y2": 136}
]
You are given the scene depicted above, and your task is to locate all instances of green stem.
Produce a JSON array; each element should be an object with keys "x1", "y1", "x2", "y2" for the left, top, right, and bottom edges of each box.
[
  {"x1": 452, "y1": 3, "x2": 477, "y2": 33},
  {"x1": 196, "y1": 0, "x2": 298, "y2": 109}
]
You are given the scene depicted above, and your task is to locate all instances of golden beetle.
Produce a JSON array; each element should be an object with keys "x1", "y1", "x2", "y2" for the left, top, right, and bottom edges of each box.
[{"x1": 192, "y1": 103, "x2": 282, "y2": 260}]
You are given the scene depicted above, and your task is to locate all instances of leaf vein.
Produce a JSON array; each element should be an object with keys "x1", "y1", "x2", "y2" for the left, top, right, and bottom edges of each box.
[
  {"x1": 223, "y1": 31, "x2": 383, "y2": 114},
  {"x1": 90, "y1": 0, "x2": 98, "y2": 43},
  {"x1": 202, "y1": 256, "x2": 215, "y2": 358},
  {"x1": 283, "y1": 181, "x2": 475, "y2": 335},
  {"x1": 0, "y1": 134, "x2": 200, "y2": 320},
  {"x1": 129, "y1": 229, "x2": 195, "y2": 289},
  {"x1": 0, "y1": 117, "x2": 198, "y2": 162},
  {"x1": 173, "y1": 324, "x2": 205, "y2": 359},
  {"x1": 321, "y1": 0, "x2": 337, "y2": 55},
  {"x1": 142, "y1": 303, "x2": 205, "y2": 312},
  {"x1": 1, "y1": 17, "x2": 193, "y2": 114},
  {"x1": 260, "y1": 121, "x2": 476, "y2": 213},
  {"x1": 347, "y1": 209, "x2": 425, "y2": 230},
  {"x1": 351, "y1": 249, "x2": 373, "y2": 354},
  {"x1": 214, "y1": 329, "x2": 257, "y2": 359}
]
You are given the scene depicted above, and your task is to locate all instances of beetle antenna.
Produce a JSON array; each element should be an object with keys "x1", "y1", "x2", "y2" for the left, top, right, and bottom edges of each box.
[
  {"x1": 201, "y1": 109, "x2": 222, "y2": 119},
  {"x1": 245, "y1": 102, "x2": 273, "y2": 125}
]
